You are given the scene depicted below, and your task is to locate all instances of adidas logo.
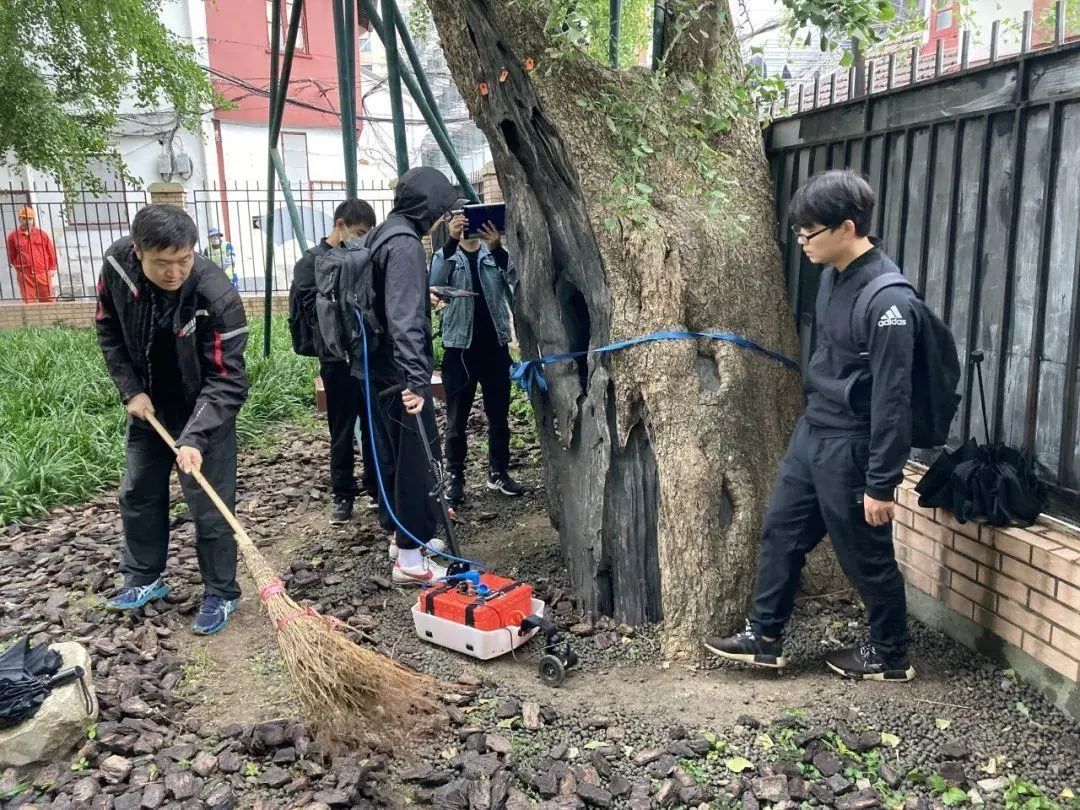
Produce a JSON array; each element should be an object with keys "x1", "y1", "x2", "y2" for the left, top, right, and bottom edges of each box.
[{"x1": 877, "y1": 305, "x2": 908, "y2": 327}]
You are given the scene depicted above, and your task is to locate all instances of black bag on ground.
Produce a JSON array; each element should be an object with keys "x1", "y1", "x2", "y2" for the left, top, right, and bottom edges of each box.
[
  {"x1": 313, "y1": 222, "x2": 415, "y2": 365},
  {"x1": 915, "y1": 351, "x2": 1045, "y2": 527},
  {"x1": 853, "y1": 273, "x2": 962, "y2": 449}
]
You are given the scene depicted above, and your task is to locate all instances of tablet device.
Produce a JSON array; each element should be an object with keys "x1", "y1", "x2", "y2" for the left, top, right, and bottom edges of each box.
[{"x1": 464, "y1": 203, "x2": 506, "y2": 238}]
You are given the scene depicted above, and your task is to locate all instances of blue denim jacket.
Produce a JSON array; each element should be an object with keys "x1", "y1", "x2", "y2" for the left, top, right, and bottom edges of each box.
[{"x1": 429, "y1": 242, "x2": 517, "y2": 349}]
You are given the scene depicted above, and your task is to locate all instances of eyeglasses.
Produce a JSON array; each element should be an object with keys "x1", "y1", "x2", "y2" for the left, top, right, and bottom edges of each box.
[{"x1": 791, "y1": 225, "x2": 831, "y2": 244}]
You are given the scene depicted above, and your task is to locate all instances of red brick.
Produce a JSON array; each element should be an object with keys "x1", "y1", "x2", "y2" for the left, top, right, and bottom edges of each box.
[
  {"x1": 937, "y1": 510, "x2": 982, "y2": 540},
  {"x1": 895, "y1": 523, "x2": 942, "y2": 561},
  {"x1": 895, "y1": 507, "x2": 914, "y2": 528},
  {"x1": 991, "y1": 529, "x2": 1033, "y2": 563},
  {"x1": 1052, "y1": 626, "x2": 1080, "y2": 662},
  {"x1": 951, "y1": 534, "x2": 999, "y2": 567},
  {"x1": 901, "y1": 564, "x2": 940, "y2": 598},
  {"x1": 1028, "y1": 591, "x2": 1078, "y2": 630},
  {"x1": 1021, "y1": 633, "x2": 1080, "y2": 681},
  {"x1": 973, "y1": 607, "x2": 1024, "y2": 648},
  {"x1": 1031, "y1": 546, "x2": 1080, "y2": 580},
  {"x1": 899, "y1": 546, "x2": 947, "y2": 583},
  {"x1": 997, "y1": 597, "x2": 1053, "y2": 641},
  {"x1": 1042, "y1": 528, "x2": 1080, "y2": 554},
  {"x1": 895, "y1": 487, "x2": 921, "y2": 510},
  {"x1": 1000, "y1": 556, "x2": 1056, "y2": 596},
  {"x1": 977, "y1": 565, "x2": 1028, "y2": 606},
  {"x1": 943, "y1": 548, "x2": 979, "y2": 582},
  {"x1": 951, "y1": 573, "x2": 997, "y2": 611},
  {"x1": 913, "y1": 513, "x2": 951, "y2": 546},
  {"x1": 944, "y1": 588, "x2": 975, "y2": 619},
  {"x1": 1058, "y1": 580, "x2": 1080, "y2": 611}
]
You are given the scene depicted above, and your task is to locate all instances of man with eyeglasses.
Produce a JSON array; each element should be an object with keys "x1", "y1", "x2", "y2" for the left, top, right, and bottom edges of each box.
[{"x1": 705, "y1": 170, "x2": 918, "y2": 683}]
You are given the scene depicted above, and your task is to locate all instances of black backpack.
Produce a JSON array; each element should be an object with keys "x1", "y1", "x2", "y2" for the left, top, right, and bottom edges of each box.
[
  {"x1": 852, "y1": 272, "x2": 962, "y2": 449},
  {"x1": 288, "y1": 242, "x2": 332, "y2": 358},
  {"x1": 313, "y1": 221, "x2": 416, "y2": 365}
]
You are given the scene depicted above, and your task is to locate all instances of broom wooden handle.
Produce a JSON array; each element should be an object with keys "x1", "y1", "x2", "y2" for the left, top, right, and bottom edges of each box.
[{"x1": 144, "y1": 413, "x2": 254, "y2": 548}]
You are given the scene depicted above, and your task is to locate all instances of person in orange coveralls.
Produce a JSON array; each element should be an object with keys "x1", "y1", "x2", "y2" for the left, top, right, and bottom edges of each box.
[{"x1": 6, "y1": 206, "x2": 57, "y2": 303}]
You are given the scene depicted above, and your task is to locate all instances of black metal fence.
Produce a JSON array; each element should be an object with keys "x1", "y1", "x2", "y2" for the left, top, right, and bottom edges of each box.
[
  {"x1": 0, "y1": 173, "x2": 493, "y2": 302},
  {"x1": 0, "y1": 181, "x2": 400, "y2": 302},
  {"x1": 1, "y1": 184, "x2": 147, "y2": 300},
  {"x1": 766, "y1": 39, "x2": 1080, "y2": 517}
]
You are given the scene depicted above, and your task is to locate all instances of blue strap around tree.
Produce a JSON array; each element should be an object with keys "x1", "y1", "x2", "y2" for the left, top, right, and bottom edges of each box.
[{"x1": 510, "y1": 329, "x2": 800, "y2": 394}]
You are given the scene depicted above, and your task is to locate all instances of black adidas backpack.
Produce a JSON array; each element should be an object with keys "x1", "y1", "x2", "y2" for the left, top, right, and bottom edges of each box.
[
  {"x1": 313, "y1": 220, "x2": 416, "y2": 365},
  {"x1": 852, "y1": 272, "x2": 962, "y2": 449}
]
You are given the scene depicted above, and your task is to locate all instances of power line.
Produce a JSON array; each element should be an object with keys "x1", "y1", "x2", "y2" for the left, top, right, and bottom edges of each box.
[{"x1": 204, "y1": 66, "x2": 472, "y2": 126}]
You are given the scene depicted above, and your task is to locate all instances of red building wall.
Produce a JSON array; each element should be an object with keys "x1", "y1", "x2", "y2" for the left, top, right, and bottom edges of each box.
[{"x1": 205, "y1": 0, "x2": 359, "y2": 130}]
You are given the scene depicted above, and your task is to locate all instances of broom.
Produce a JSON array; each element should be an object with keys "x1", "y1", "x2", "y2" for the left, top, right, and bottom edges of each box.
[{"x1": 144, "y1": 413, "x2": 435, "y2": 744}]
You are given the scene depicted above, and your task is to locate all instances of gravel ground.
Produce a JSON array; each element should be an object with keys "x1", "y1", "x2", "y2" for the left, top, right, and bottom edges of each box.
[{"x1": 1, "y1": 402, "x2": 1078, "y2": 810}]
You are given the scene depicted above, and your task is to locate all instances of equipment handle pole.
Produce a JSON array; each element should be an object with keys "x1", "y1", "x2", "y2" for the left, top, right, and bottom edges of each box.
[
  {"x1": 970, "y1": 350, "x2": 991, "y2": 446},
  {"x1": 413, "y1": 410, "x2": 461, "y2": 558}
]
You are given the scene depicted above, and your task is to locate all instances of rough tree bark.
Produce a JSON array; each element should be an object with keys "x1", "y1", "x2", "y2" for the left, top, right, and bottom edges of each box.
[{"x1": 426, "y1": 0, "x2": 806, "y2": 659}]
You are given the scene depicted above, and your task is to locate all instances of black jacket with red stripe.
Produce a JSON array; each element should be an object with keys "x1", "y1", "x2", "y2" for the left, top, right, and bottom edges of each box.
[{"x1": 95, "y1": 237, "x2": 250, "y2": 452}]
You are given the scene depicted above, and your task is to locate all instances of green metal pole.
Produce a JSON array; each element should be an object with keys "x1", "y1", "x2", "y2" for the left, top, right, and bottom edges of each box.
[
  {"x1": 392, "y1": 6, "x2": 448, "y2": 144},
  {"x1": 271, "y1": 148, "x2": 309, "y2": 252},
  {"x1": 651, "y1": 0, "x2": 666, "y2": 70},
  {"x1": 381, "y1": 0, "x2": 410, "y2": 176},
  {"x1": 343, "y1": 0, "x2": 358, "y2": 196},
  {"x1": 357, "y1": 0, "x2": 478, "y2": 199},
  {"x1": 333, "y1": 0, "x2": 358, "y2": 197},
  {"x1": 609, "y1": 0, "x2": 622, "y2": 68},
  {"x1": 358, "y1": 0, "x2": 451, "y2": 149},
  {"x1": 262, "y1": 0, "x2": 282, "y2": 358},
  {"x1": 262, "y1": 0, "x2": 305, "y2": 356}
]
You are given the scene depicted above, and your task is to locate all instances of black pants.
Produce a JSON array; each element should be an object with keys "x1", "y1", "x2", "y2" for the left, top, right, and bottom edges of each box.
[
  {"x1": 366, "y1": 379, "x2": 441, "y2": 551},
  {"x1": 118, "y1": 417, "x2": 240, "y2": 600},
  {"x1": 749, "y1": 418, "x2": 909, "y2": 659},
  {"x1": 442, "y1": 346, "x2": 512, "y2": 476},
  {"x1": 321, "y1": 361, "x2": 376, "y2": 500}
]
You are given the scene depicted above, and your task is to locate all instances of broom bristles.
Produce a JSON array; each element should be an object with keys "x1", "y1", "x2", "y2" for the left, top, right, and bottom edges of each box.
[{"x1": 236, "y1": 532, "x2": 436, "y2": 745}]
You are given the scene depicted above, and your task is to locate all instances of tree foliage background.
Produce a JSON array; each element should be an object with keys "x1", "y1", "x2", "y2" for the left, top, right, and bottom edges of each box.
[{"x1": 0, "y1": 0, "x2": 215, "y2": 188}]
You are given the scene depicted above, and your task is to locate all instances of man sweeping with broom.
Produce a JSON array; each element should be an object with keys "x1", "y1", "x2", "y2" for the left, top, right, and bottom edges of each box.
[{"x1": 96, "y1": 204, "x2": 249, "y2": 635}]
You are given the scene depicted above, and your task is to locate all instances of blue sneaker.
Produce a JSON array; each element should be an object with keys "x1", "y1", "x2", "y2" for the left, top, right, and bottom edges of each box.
[
  {"x1": 191, "y1": 595, "x2": 238, "y2": 635},
  {"x1": 107, "y1": 578, "x2": 170, "y2": 611}
]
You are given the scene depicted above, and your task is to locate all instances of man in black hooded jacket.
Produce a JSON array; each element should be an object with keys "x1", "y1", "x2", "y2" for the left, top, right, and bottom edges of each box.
[{"x1": 363, "y1": 167, "x2": 459, "y2": 585}]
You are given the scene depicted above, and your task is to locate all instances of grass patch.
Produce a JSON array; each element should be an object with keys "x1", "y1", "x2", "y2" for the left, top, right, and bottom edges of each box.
[{"x1": 0, "y1": 315, "x2": 316, "y2": 524}]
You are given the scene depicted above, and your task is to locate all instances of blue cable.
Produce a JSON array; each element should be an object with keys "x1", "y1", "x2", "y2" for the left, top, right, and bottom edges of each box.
[
  {"x1": 356, "y1": 311, "x2": 487, "y2": 571},
  {"x1": 511, "y1": 329, "x2": 800, "y2": 394}
]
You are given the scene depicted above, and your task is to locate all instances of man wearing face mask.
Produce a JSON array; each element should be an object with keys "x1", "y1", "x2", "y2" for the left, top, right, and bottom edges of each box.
[
  {"x1": 95, "y1": 204, "x2": 249, "y2": 635},
  {"x1": 365, "y1": 167, "x2": 459, "y2": 584},
  {"x1": 289, "y1": 198, "x2": 379, "y2": 523}
]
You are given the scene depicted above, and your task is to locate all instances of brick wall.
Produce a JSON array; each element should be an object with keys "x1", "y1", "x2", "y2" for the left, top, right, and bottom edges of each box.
[
  {"x1": 894, "y1": 470, "x2": 1080, "y2": 685},
  {"x1": 0, "y1": 296, "x2": 289, "y2": 330}
]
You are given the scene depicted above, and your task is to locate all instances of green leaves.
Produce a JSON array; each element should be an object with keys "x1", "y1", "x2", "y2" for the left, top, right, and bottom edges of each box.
[
  {"x1": 0, "y1": 316, "x2": 316, "y2": 524},
  {"x1": 941, "y1": 787, "x2": 969, "y2": 806},
  {"x1": 936, "y1": 717, "x2": 953, "y2": 730},
  {"x1": 880, "y1": 732, "x2": 902, "y2": 748},
  {"x1": 0, "y1": 0, "x2": 215, "y2": 187},
  {"x1": 725, "y1": 756, "x2": 754, "y2": 773}
]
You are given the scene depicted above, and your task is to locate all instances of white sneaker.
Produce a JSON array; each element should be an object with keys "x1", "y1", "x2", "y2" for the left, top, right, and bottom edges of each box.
[
  {"x1": 388, "y1": 536, "x2": 445, "y2": 561},
  {"x1": 391, "y1": 557, "x2": 448, "y2": 585}
]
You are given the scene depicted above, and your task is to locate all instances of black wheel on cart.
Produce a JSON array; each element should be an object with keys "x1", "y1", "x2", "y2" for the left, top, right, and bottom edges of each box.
[{"x1": 538, "y1": 654, "x2": 566, "y2": 687}]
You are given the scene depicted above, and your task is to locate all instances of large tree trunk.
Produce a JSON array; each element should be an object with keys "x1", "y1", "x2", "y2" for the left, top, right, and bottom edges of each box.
[{"x1": 427, "y1": 0, "x2": 803, "y2": 659}]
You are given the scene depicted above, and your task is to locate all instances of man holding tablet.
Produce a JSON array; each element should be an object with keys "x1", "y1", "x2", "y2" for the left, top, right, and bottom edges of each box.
[{"x1": 430, "y1": 206, "x2": 522, "y2": 506}]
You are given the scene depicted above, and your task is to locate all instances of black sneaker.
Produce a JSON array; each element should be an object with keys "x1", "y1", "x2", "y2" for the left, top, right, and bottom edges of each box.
[
  {"x1": 330, "y1": 496, "x2": 354, "y2": 524},
  {"x1": 445, "y1": 472, "x2": 465, "y2": 506},
  {"x1": 487, "y1": 471, "x2": 524, "y2": 497},
  {"x1": 704, "y1": 621, "x2": 786, "y2": 668},
  {"x1": 825, "y1": 642, "x2": 915, "y2": 682}
]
